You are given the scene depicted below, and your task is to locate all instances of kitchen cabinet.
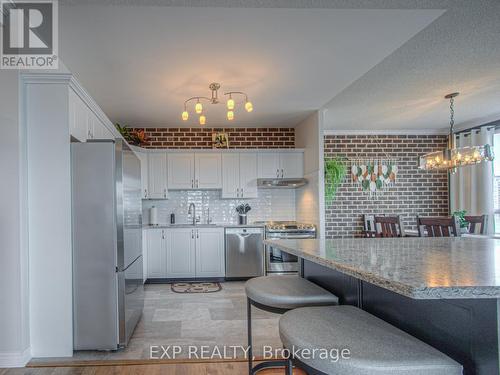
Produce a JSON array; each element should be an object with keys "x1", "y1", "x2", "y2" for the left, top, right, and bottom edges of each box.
[
  {"x1": 222, "y1": 153, "x2": 258, "y2": 199},
  {"x1": 195, "y1": 153, "x2": 222, "y2": 189},
  {"x1": 148, "y1": 153, "x2": 168, "y2": 199},
  {"x1": 147, "y1": 228, "x2": 167, "y2": 279},
  {"x1": 70, "y1": 88, "x2": 114, "y2": 142},
  {"x1": 258, "y1": 152, "x2": 303, "y2": 179},
  {"x1": 167, "y1": 228, "x2": 196, "y2": 278},
  {"x1": 195, "y1": 227, "x2": 225, "y2": 277},
  {"x1": 168, "y1": 152, "x2": 222, "y2": 190},
  {"x1": 137, "y1": 152, "x2": 149, "y2": 199},
  {"x1": 69, "y1": 88, "x2": 88, "y2": 142}
]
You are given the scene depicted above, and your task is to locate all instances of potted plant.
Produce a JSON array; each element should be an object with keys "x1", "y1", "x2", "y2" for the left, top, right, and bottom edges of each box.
[
  {"x1": 324, "y1": 157, "x2": 347, "y2": 204},
  {"x1": 115, "y1": 124, "x2": 148, "y2": 146}
]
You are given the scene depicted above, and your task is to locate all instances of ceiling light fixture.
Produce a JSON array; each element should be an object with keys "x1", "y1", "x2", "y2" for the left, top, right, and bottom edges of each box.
[
  {"x1": 418, "y1": 92, "x2": 494, "y2": 172},
  {"x1": 181, "y1": 82, "x2": 253, "y2": 125}
]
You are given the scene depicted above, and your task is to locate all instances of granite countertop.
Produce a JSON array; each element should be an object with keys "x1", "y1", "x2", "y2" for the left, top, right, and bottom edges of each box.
[
  {"x1": 264, "y1": 237, "x2": 500, "y2": 300},
  {"x1": 143, "y1": 223, "x2": 265, "y2": 229}
]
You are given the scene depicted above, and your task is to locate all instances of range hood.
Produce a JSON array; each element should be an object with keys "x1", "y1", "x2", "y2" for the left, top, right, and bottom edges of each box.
[{"x1": 257, "y1": 178, "x2": 308, "y2": 189}]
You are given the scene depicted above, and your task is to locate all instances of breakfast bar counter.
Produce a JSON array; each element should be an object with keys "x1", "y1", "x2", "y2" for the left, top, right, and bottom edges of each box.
[{"x1": 264, "y1": 237, "x2": 500, "y2": 375}]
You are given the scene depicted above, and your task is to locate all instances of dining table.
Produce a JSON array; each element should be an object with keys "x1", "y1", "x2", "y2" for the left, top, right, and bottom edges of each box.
[{"x1": 264, "y1": 236, "x2": 500, "y2": 375}]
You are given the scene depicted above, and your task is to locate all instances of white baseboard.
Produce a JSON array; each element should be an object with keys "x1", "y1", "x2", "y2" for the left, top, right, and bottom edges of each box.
[{"x1": 0, "y1": 347, "x2": 31, "y2": 368}]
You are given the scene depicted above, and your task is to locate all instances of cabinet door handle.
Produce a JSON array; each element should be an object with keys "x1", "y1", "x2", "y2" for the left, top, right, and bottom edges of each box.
[
  {"x1": 161, "y1": 230, "x2": 165, "y2": 239},
  {"x1": 88, "y1": 129, "x2": 92, "y2": 139},
  {"x1": 191, "y1": 179, "x2": 194, "y2": 188},
  {"x1": 241, "y1": 188, "x2": 244, "y2": 197},
  {"x1": 196, "y1": 180, "x2": 199, "y2": 188},
  {"x1": 144, "y1": 189, "x2": 148, "y2": 198},
  {"x1": 196, "y1": 230, "x2": 199, "y2": 239},
  {"x1": 276, "y1": 169, "x2": 280, "y2": 178},
  {"x1": 163, "y1": 188, "x2": 167, "y2": 198},
  {"x1": 237, "y1": 188, "x2": 240, "y2": 198},
  {"x1": 191, "y1": 230, "x2": 194, "y2": 239},
  {"x1": 281, "y1": 169, "x2": 284, "y2": 178}
]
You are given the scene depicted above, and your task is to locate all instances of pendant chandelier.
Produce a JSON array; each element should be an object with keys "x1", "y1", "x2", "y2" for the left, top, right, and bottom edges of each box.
[
  {"x1": 418, "y1": 92, "x2": 494, "y2": 172},
  {"x1": 181, "y1": 82, "x2": 253, "y2": 125}
]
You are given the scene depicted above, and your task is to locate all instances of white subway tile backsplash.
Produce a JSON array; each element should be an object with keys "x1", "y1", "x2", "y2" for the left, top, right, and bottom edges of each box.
[{"x1": 142, "y1": 189, "x2": 296, "y2": 225}]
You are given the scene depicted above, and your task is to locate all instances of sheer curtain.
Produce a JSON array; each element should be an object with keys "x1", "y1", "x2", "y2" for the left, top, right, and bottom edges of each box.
[{"x1": 450, "y1": 126, "x2": 495, "y2": 234}]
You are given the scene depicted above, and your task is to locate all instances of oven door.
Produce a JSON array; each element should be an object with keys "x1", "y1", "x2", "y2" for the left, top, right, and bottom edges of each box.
[{"x1": 265, "y1": 232, "x2": 314, "y2": 274}]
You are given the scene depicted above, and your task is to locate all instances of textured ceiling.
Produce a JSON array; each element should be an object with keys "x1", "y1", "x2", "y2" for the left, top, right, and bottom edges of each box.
[
  {"x1": 322, "y1": 0, "x2": 500, "y2": 132},
  {"x1": 59, "y1": 5, "x2": 441, "y2": 128}
]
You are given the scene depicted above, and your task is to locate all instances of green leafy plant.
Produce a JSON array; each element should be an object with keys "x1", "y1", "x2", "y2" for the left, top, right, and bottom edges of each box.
[
  {"x1": 324, "y1": 157, "x2": 347, "y2": 204},
  {"x1": 452, "y1": 210, "x2": 468, "y2": 228},
  {"x1": 115, "y1": 123, "x2": 148, "y2": 146}
]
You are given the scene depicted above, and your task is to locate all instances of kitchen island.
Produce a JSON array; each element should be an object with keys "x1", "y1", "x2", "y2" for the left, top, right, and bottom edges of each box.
[{"x1": 264, "y1": 237, "x2": 500, "y2": 375}]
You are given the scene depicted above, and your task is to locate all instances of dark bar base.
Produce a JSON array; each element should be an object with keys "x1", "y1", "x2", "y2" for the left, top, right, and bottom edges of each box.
[{"x1": 303, "y1": 259, "x2": 499, "y2": 375}]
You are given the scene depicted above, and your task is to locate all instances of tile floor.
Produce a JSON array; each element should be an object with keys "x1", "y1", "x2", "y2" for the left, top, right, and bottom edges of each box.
[{"x1": 64, "y1": 282, "x2": 282, "y2": 361}]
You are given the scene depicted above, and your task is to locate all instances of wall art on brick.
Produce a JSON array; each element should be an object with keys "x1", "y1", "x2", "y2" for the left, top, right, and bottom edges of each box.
[
  {"x1": 134, "y1": 127, "x2": 295, "y2": 149},
  {"x1": 324, "y1": 134, "x2": 449, "y2": 238}
]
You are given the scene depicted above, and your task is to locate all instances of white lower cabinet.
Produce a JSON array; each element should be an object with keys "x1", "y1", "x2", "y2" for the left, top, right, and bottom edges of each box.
[
  {"x1": 167, "y1": 228, "x2": 196, "y2": 278},
  {"x1": 147, "y1": 229, "x2": 167, "y2": 279},
  {"x1": 146, "y1": 227, "x2": 225, "y2": 280},
  {"x1": 195, "y1": 227, "x2": 225, "y2": 277}
]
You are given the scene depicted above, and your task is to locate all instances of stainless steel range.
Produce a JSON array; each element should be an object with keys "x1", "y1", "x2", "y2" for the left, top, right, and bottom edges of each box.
[{"x1": 255, "y1": 221, "x2": 316, "y2": 275}]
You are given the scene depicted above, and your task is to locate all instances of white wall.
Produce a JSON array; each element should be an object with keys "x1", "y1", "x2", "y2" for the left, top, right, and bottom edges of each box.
[
  {"x1": 294, "y1": 111, "x2": 325, "y2": 238},
  {"x1": 0, "y1": 71, "x2": 31, "y2": 367}
]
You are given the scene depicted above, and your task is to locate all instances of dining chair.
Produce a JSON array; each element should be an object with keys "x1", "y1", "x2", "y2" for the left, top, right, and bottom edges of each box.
[
  {"x1": 374, "y1": 216, "x2": 403, "y2": 237},
  {"x1": 464, "y1": 215, "x2": 486, "y2": 234},
  {"x1": 417, "y1": 216, "x2": 461, "y2": 237},
  {"x1": 362, "y1": 214, "x2": 377, "y2": 238}
]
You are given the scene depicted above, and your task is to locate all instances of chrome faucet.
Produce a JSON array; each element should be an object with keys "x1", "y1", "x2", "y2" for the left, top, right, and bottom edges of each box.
[{"x1": 188, "y1": 203, "x2": 199, "y2": 225}]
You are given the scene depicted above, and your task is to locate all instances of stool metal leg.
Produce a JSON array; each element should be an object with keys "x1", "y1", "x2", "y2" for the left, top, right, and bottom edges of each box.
[
  {"x1": 247, "y1": 297, "x2": 253, "y2": 375},
  {"x1": 285, "y1": 358, "x2": 293, "y2": 375}
]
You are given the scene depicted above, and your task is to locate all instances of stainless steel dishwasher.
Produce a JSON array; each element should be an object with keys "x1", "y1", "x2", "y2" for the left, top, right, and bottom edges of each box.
[{"x1": 225, "y1": 227, "x2": 264, "y2": 279}]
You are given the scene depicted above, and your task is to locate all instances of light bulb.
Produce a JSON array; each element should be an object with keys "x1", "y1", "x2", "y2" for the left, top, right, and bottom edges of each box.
[
  {"x1": 199, "y1": 115, "x2": 206, "y2": 125},
  {"x1": 245, "y1": 101, "x2": 253, "y2": 112},
  {"x1": 195, "y1": 102, "x2": 203, "y2": 114},
  {"x1": 181, "y1": 111, "x2": 189, "y2": 121},
  {"x1": 227, "y1": 98, "x2": 235, "y2": 110},
  {"x1": 227, "y1": 110, "x2": 234, "y2": 121}
]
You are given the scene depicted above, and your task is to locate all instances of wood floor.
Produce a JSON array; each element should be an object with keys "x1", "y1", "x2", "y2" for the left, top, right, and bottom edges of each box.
[{"x1": 1, "y1": 362, "x2": 306, "y2": 374}]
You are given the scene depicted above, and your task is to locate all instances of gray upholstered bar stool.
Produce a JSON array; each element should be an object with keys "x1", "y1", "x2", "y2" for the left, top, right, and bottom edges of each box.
[
  {"x1": 279, "y1": 305, "x2": 463, "y2": 375},
  {"x1": 245, "y1": 275, "x2": 339, "y2": 374}
]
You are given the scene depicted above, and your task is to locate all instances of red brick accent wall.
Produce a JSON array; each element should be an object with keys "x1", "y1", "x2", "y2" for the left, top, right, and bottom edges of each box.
[
  {"x1": 324, "y1": 135, "x2": 449, "y2": 238},
  {"x1": 136, "y1": 128, "x2": 295, "y2": 149}
]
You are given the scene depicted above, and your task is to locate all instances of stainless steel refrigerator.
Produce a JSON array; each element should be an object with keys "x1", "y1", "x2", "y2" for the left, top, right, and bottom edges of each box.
[{"x1": 72, "y1": 140, "x2": 144, "y2": 350}]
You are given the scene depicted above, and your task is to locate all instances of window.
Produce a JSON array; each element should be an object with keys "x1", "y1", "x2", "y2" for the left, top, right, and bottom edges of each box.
[{"x1": 494, "y1": 133, "x2": 500, "y2": 234}]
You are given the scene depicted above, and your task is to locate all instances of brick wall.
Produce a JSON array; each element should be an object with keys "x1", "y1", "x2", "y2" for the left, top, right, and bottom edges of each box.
[
  {"x1": 324, "y1": 135, "x2": 449, "y2": 238},
  {"x1": 136, "y1": 127, "x2": 295, "y2": 149}
]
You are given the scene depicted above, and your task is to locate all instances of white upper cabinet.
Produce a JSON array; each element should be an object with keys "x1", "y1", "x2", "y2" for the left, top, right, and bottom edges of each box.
[
  {"x1": 148, "y1": 153, "x2": 168, "y2": 199},
  {"x1": 69, "y1": 88, "x2": 88, "y2": 142},
  {"x1": 167, "y1": 228, "x2": 196, "y2": 278},
  {"x1": 239, "y1": 153, "x2": 258, "y2": 198},
  {"x1": 280, "y1": 152, "x2": 304, "y2": 178},
  {"x1": 222, "y1": 153, "x2": 258, "y2": 199},
  {"x1": 257, "y1": 152, "x2": 281, "y2": 178},
  {"x1": 195, "y1": 227, "x2": 225, "y2": 277},
  {"x1": 221, "y1": 154, "x2": 240, "y2": 198},
  {"x1": 168, "y1": 152, "x2": 222, "y2": 190},
  {"x1": 168, "y1": 153, "x2": 195, "y2": 189},
  {"x1": 137, "y1": 152, "x2": 149, "y2": 199},
  {"x1": 258, "y1": 152, "x2": 304, "y2": 179},
  {"x1": 195, "y1": 153, "x2": 222, "y2": 189},
  {"x1": 70, "y1": 87, "x2": 114, "y2": 142}
]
